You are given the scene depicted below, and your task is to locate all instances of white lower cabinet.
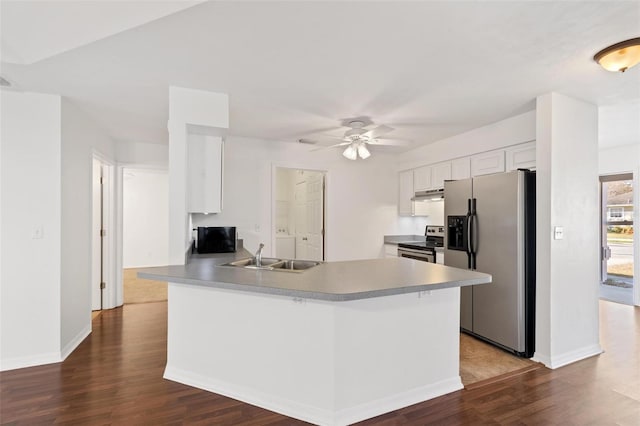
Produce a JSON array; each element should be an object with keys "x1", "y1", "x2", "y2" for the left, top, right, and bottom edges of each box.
[
  {"x1": 436, "y1": 251, "x2": 444, "y2": 265},
  {"x1": 384, "y1": 244, "x2": 398, "y2": 258}
]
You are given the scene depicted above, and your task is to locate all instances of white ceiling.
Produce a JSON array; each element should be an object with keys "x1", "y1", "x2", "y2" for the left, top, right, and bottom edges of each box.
[{"x1": 1, "y1": 1, "x2": 639, "y2": 151}]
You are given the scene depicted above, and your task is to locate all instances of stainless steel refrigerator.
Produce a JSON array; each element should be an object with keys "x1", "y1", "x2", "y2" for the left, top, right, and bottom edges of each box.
[{"x1": 444, "y1": 170, "x2": 535, "y2": 357}]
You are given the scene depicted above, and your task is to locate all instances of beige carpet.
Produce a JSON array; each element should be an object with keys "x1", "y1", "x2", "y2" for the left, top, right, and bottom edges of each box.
[
  {"x1": 460, "y1": 332, "x2": 541, "y2": 387},
  {"x1": 123, "y1": 268, "x2": 167, "y2": 304}
]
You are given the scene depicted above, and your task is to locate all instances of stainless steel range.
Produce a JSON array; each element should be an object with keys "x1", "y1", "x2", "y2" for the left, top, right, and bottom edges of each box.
[{"x1": 397, "y1": 226, "x2": 444, "y2": 263}]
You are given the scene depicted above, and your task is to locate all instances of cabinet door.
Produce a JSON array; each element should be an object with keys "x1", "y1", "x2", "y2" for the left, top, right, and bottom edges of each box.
[
  {"x1": 470, "y1": 150, "x2": 505, "y2": 177},
  {"x1": 506, "y1": 142, "x2": 536, "y2": 171},
  {"x1": 187, "y1": 135, "x2": 223, "y2": 213},
  {"x1": 398, "y1": 170, "x2": 414, "y2": 216},
  {"x1": 431, "y1": 162, "x2": 452, "y2": 188},
  {"x1": 384, "y1": 244, "x2": 398, "y2": 258},
  {"x1": 451, "y1": 157, "x2": 471, "y2": 180},
  {"x1": 413, "y1": 166, "x2": 432, "y2": 191}
]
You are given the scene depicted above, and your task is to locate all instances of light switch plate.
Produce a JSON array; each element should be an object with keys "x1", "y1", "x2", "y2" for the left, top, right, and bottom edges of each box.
[{"x1": 554, "y1": 226, "x2": 564, "y2": 240}]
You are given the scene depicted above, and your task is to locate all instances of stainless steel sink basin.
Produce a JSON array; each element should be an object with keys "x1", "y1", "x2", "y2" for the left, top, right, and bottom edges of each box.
[
  {"x1": 225, "y1": 257, "x2": 282, "y2": 269},
  {"x1": 270, "y1": 260, "x2": 321, "y2": 271},
  {"x1": 221, "y1": 257, "x2": 321, "y2": 272}
]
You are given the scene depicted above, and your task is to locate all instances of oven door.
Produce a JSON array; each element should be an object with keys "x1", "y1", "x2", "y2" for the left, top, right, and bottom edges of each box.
[{"x1": 397, "y1": 247, "x2": 435, "y2": 263}]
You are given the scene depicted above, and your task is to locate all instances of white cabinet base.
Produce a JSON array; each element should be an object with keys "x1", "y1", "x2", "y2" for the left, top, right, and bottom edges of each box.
[{"x1": 166, "y1": 283, "x2": 462, "y2": 426}]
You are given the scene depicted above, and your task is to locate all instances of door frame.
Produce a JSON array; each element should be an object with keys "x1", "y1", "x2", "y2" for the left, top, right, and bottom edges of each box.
[
  {"x1": 271, "y1": 163, "x2": 327, "y2": 261},
  {"x1": 91, "y1": 152, "x2": 116, "y2": 310},
  {"x1": 114, "y1": 163, "x2": 169, "y2": 308},
  {"x1": 599, "y1": 172, "x2": 639, "y2": 306}
]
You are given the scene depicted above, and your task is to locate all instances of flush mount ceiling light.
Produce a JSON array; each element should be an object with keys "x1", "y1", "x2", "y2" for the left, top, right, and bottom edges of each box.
[{"x1": 594, "y1": 38, "x2": 640, "y2": 72}]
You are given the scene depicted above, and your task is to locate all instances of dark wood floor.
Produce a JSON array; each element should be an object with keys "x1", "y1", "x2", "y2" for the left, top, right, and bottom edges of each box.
[{"x1": 1, "y1": 301, "x2": 638, "y2": 425}]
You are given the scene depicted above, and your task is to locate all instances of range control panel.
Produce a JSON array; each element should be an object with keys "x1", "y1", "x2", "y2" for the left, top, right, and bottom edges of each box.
[{"x1": 425, "y1": 226, "x2": 445, "y2": 237}]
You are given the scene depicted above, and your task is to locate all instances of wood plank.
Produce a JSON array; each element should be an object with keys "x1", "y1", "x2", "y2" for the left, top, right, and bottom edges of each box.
[{"x1": 1, "y1": 301, "x2": 638, "y2": 424}]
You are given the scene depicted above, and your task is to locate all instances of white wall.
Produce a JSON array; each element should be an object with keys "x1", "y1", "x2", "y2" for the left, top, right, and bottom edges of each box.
[
  {"x1": 1, "y1": 91, "x2": 62, "y2": 370},
  {"x1": 535, "y1": 92, "x2": 602, "y2": 368},
  {"x1": 123, "y1": 168, "x2": 169, "y2": 268},
  {"x1": 60, "y1": 98, "x2": 116, "y2": 356},
  {"x1": 192, "y1": 137, "x2": 399, "y2": 261},
  {"x1": 599, "y1": 143, "x2": 640, "y2": 306},
  {"x1": 116, "y1": 140, "x2": 168, "y2": 167}
]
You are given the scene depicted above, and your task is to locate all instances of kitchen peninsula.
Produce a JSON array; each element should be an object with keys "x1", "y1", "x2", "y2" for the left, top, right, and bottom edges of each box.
[{"x1": 138, "y1": 252, "x2": 491, "y2": 426}]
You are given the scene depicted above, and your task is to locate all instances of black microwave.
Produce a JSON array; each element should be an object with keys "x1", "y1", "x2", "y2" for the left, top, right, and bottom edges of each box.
[{"x1": 197, "y1": 227, "x2": 237, "y2": 253}]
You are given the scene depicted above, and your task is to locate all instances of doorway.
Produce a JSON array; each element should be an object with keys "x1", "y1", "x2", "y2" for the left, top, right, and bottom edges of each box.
[
  {"x1": 274, "y1": 168, "x2": 325, "y2": 261},
  {"x1": 122, "y1": 168, "x2": 169, "y2": 304},
  {"x1": 600, "y1": 173, "x2": 634, "y2": 305}
]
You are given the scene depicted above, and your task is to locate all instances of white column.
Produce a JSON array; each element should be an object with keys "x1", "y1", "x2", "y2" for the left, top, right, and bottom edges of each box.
[
  {"x1": 168, "y1": 87, "x2": 228, "y2": 264},
  {"x1": 535, "y1": 92, "x2": 602, "y2": 368}
]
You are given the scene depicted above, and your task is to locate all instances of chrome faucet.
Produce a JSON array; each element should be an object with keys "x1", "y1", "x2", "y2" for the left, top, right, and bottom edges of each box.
[{"x1": 255, "y1": 243, "x2": 265, "y2": 267}]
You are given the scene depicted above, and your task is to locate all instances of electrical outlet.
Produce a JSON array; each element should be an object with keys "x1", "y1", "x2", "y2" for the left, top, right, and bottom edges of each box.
[{"x1": 254, "y1": 224, "x2": 261, "y2": 232}]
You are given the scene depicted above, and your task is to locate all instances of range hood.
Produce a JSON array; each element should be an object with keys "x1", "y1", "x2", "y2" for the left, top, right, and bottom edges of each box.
[{"x1": 412, "y1": 188, "x2": 444, "y2": 202}]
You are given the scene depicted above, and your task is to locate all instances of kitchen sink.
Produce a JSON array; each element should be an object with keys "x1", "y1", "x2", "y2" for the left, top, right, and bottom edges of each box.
[
  {"x1": 270, "y1": 260, "x2": 321, "y2": 271},
  {"x1": 220, "y1": 257, "x2": 321, "y2": 272},
  {"x1": 224, "y1": 257, "x2": 282, "y2": 268}
]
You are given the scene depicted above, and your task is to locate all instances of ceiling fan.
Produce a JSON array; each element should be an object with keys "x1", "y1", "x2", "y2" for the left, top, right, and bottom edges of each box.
[{"x1": 307, "y1": 119, "x2": 410, "y2": 160}]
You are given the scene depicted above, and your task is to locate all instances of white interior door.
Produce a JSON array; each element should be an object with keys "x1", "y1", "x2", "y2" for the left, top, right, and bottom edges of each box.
[
  {"x1": 306, "y1": 173, "x2": 324, "y2": 261},
  {"x1": 91, "y1": 159, "x2": 104, "y2": 310},
  {"x1": 294, "y1": 181, "x2": 307, "y2": 260}
]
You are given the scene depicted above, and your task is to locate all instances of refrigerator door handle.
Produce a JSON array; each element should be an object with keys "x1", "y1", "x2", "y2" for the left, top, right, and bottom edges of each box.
[
  {"x1": 470, "y1": 198, "x2": 478, "y2": 269},
  {"x1": 466, "y1": 199, "x2": 473, "y2": 269}
]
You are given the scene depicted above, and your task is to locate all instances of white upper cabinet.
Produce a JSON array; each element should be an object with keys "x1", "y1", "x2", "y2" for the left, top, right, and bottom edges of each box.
[
  {"x1": 451, "y1": 157, "x2": 471, "y2": 180},
  {"x1": 413, "y1": 166, "x2": 432, "y2": 191},
  {"x1": 398, "y1": 170, "x2": 414, "y2": 216},
  {"x1": 414, "y1": 162, "x2": 451, "y2": 190},
  {"x1": 431, "y1": 162, "x2": 452, "y2": 188},
  {"x1": 187, "y1": 135, "x2": 223, "y2": 213},
  {"x1": 470, "y1": 150, "x2": 505, "y2": 177},
  {"x1": 506, "y1": 141, "x2": 536, "y2": 171}
]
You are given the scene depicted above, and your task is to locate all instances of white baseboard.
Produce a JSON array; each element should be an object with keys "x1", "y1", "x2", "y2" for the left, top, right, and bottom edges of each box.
[
  {"x1": 334, "y1": 376, "x2": 463, "y2": 425},
  {"x1": 164, "y1": 365, "x2": 462, "y2": 426},
  {"x1": 534, "y1": 344, "x2": 603, "y2": 369},
  {"x1": 164, "y1": 365, "x2": 333, "y2": 425},
  {"x1": 0, "y1": 351, "x2": 61, "y2": 372},
  {"x1": 60, "y1": 323, "x2": 91, "y2": 361}
]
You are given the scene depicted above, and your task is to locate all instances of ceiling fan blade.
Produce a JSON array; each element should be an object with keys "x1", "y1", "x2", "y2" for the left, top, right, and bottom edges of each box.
[
  {"x1": 310, "y1": 141, "x2": 350, "y2": 152},
  {"x1": 362, "y1": 125, "x2": 394, "y2": 139},
  {"x1": 367, "y1": 138, "x2": 411, "y2": 147}
]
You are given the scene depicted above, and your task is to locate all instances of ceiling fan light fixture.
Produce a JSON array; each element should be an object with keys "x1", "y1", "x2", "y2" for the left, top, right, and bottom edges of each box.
[
  {"x1": 343, "y1": 143, "x2": 357, "y2": 160},
  {"x1": 594, "y1": 38, "x2": 640, "y2": 72},
  {"x1": 357, "y1": 143, "x2": 371, "y2": 159}
]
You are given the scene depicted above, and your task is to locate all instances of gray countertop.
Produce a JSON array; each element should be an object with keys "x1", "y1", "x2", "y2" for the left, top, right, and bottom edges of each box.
[
  {"x1": 383, "y1": 235, "x2": 427, "y2": 245},
  {"x1": 137, "y1": 249, "x2": 490, "y2": 302}
]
